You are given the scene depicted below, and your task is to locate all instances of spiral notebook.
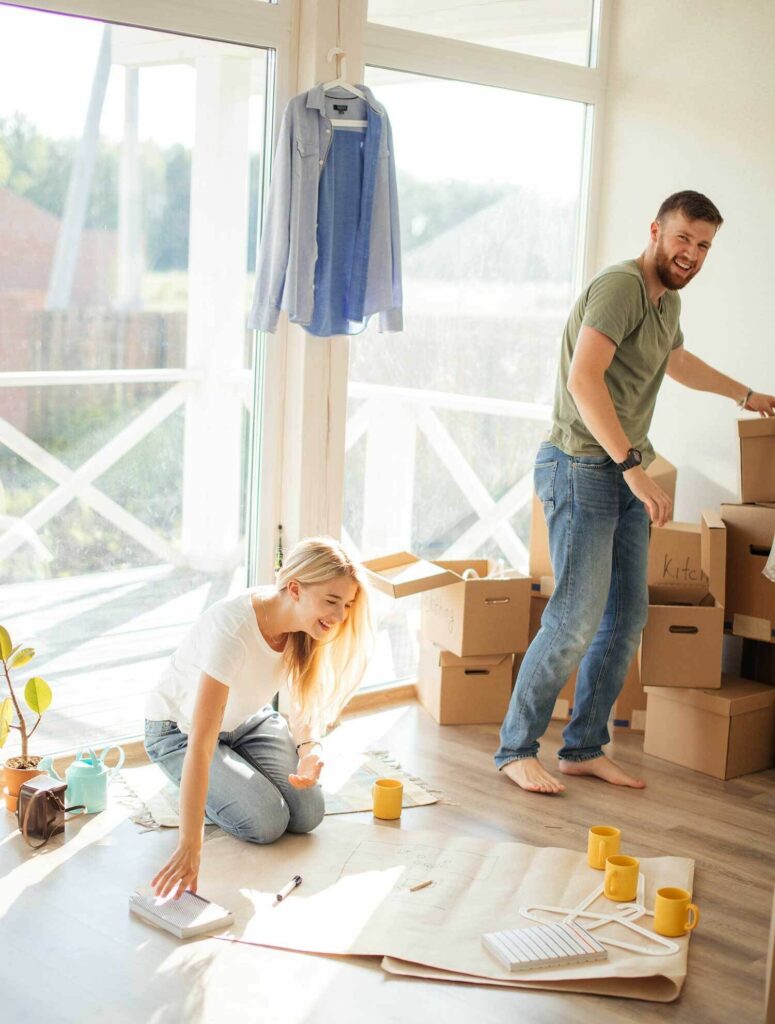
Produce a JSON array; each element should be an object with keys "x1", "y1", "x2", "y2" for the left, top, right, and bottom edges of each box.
[
  {"x1": 129, "y1": 887, "x2": 234, "y2": 939},
  {"x1": 482, "y1": 921, "x2": 608, "y2": 972}
]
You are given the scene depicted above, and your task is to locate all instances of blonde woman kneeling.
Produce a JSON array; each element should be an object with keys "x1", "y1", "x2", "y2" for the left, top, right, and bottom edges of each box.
[{"x1": 144, "y1": 537, "x2": 372, "y2": 898}]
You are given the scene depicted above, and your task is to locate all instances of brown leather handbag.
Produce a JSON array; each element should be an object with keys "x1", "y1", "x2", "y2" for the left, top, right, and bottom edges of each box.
[{"x1": 17, "y1": 775, "x2": 85, "y2": 849}]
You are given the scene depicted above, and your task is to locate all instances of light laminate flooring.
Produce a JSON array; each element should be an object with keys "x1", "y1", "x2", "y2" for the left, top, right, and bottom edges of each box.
[{"x1": 1, "y1": 701, "x2": 773, "y2": 1024}]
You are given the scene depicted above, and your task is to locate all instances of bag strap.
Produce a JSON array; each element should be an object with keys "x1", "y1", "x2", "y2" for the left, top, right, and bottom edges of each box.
[{"x1": 21, "y1": 789, "x2": 86, "y2": 850}]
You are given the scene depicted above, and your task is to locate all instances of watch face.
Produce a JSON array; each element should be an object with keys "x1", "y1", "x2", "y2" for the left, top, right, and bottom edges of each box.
[{"x1": 631, "y1": 448, "x2": 642, "y2": 466}]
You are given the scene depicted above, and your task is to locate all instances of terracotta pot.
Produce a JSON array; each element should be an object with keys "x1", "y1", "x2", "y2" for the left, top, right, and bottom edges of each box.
[{"x1": 3, "y1": 758, "x2": 44, "y2": 814}]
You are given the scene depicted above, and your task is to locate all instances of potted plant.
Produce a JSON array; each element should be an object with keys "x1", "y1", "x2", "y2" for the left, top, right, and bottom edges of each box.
[{"x1": 0, "y1": 624, "x2": 53, "y2": 813}]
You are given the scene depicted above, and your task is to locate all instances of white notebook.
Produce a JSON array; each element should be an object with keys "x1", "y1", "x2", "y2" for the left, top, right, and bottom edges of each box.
[
  {"x1": 129, "y1": 887, "x2": 234, "y2": 939},
  {"x1": 482, "y1": 921, "x2": 608, "y2": 972}
]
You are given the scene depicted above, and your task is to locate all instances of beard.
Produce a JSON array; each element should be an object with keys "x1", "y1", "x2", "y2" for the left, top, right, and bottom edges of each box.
[{"x1": 654, "y1": 241, "x2": 696, "y2": 290}]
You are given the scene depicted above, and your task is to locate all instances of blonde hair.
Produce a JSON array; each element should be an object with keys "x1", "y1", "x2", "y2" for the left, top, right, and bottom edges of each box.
[{"x1": 276, "y1": 536, "x2": 373, "y2": 733}]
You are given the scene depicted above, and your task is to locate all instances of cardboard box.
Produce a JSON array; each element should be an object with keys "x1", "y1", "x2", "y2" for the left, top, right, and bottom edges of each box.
[
  {"x1": 643, "y1": 675, "x2": 775, "y2": 779},
  {"x1": 522, "y1": 592, "x2": 643, "y2": 729},
  {"x1": 640, "y1": 511, "x2": 726, "y2": 688},
  {"x1": 362, "y1": 552, "x2": 459, "y2": 599},
  {"x1": 721, "y1": 503, "x2": 775, "y2": 643},
  {"x1": 420, "y1": 559, "x2": 531, "y2": 657},
  {"x1": 529, "y1": 452, "x2": 677, "y2": 580},
  {"x1": 417, "y1": 639, "x2": 512, "y2": 725},
  {"x1": 738, "y1": 418, "x2": 775, "y2": 504}
]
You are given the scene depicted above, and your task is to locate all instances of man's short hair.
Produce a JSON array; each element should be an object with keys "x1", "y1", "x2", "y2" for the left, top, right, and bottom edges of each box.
[{"x1": 656, "y1": 191, "x2": 723, "y2": 228}]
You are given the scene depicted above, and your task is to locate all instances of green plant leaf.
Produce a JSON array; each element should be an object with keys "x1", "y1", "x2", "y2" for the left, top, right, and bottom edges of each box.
[
  {"x1": 10, "y1": 647, "x2": 35, "y2": 669},
  {"x1": 0, "y1": 697, "x2": 12, "y2": 725},
  {"x1": 0, "y1": 626, "x2": 11, "y2": 660},
  {"x1": 0, "y1": 718, "x2": 8, "y2": 748},
  {"x1": 24, "y1": 677, "x2": 52, "y2": 715}
]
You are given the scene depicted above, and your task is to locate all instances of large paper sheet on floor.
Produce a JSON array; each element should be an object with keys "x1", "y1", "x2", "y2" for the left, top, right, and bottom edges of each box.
[{"x1": 197, "y1": 819, "x2": 693, "y2": 1001}]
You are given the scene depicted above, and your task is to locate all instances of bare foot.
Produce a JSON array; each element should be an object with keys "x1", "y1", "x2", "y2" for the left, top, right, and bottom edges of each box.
[
  {"x1": 558, "y1": 755, "x2": 646, "y2": 789},
  {"x1": 501, "y1": 758, "x2": 566, "y2": 794}
]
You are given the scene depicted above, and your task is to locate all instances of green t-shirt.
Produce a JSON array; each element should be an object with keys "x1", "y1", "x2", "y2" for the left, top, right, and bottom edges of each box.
[{"x1": 548, "y1": 259, "x2": 684, "y2": 467}]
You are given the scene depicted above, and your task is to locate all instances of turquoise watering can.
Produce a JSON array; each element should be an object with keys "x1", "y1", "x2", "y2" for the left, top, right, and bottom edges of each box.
[{"x1": 39, "y1": 745, "x2": 125, "y2": 814}]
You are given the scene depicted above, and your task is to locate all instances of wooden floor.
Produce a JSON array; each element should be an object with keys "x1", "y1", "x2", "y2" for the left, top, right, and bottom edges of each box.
[{"x1": 2, "y1": 700, "x2": 773, "y2": 1024}]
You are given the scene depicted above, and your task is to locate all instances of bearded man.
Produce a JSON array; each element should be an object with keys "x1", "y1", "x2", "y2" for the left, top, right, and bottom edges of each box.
[{"x1": 495, "y1": 191, "x2": 775, "y2": 794}]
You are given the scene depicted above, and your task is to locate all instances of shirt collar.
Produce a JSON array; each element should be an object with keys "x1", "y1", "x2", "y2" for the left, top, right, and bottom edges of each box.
[{"x1": 306, "y1": 82, "x2": 385, "y2": 117}]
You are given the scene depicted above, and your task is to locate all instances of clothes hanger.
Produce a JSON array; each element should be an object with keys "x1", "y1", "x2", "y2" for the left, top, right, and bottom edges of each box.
[{"x1": 323, "y1": 47, "x2": 368, "y2": 129}]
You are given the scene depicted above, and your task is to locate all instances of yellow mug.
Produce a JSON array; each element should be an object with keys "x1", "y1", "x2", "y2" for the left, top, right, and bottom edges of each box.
[
  {"x1": 654, "y1": 887, "x2": 700, "y2": 937},
  {"x1": 587, "y1": 826, "x2": 621, "y2": 870},
  {"x1": 604, "y1": 855, "x2": 639, "y2": 902},
  {"x1": 372, "y1": 778, "x2": 403, "y2": 820}
]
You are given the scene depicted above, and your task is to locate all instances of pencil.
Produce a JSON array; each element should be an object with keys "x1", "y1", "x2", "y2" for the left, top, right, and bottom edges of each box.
[{"x1": 409, "y1": 879, "x2": 433, "y2": 892}]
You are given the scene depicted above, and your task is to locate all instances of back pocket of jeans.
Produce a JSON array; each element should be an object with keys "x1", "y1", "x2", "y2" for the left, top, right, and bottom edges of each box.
[
  {"x1": 534, "y1": 460, "x2": 558, "y2": 510},
  {"x1": 572, "y1": 462, "x2": 617, "y2": 516}
]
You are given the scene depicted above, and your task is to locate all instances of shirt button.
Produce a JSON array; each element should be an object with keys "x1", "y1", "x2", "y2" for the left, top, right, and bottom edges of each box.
[
  {"x1": 319, "y1": 159, "x2": 323, "y2": 165},
  {"x1": 326, "y1": 128, "x2": 331, "y2": 134}
]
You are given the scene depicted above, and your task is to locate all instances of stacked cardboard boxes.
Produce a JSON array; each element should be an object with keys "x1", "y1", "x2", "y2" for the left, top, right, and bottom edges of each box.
[
  {"x1": 645, "y1": 419, "x2": 775, "y2": 779},
  {"x1": 363, "y1": 552, "x2": 531, "y2": 725}
]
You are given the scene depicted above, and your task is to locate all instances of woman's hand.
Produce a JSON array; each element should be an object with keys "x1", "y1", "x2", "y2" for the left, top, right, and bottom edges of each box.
[
  {"x1": 151, "y1": 839, "x2": 202, "y2": 899},
  {"x1": 289, "y1": 749, "x2": 323, "y2": 789}
]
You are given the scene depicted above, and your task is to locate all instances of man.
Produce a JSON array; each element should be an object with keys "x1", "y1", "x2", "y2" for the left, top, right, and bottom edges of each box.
[{"x1": 495, "y1": 191, "x2": 775, "y2": 794}]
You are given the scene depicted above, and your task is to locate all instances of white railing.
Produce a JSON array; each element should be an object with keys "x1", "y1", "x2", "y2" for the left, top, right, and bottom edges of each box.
[
  {"x1": 345, "y1": 381, "x2": 551, "y2": 568},
  {"x1": 1, "y1": 369, "x2": 550, "y2": 573}
]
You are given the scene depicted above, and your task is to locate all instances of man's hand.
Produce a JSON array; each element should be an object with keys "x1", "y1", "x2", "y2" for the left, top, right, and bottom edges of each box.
[
  {"x1": 289, "y1": 750, "x2": 323, "y2": 789},
  {"x1": 151, "y1": 839, "x2": 202, "y2": 900},
  {"x1": 744, "y1": 391, "x2": 775, "y2": 417},
  {"x1": 623, "y1": 466, "x2": 672, "y2": 526}
]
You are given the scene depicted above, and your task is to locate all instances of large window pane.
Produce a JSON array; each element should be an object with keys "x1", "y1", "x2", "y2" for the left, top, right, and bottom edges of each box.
[
  {"x1": 0, "y1": 6, "x2": 272, "y2": 752},
  {"x1": 345, "y1": 68, "x2": 588, "y2": 688},
  {"x1": 368, "y1": 0, "x2": 596, "y2": 67}
]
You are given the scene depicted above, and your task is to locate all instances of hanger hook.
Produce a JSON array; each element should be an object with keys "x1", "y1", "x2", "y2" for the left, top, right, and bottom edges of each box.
[{"x1": 326, "y1": 46, "x2": 346, "y2": 80}]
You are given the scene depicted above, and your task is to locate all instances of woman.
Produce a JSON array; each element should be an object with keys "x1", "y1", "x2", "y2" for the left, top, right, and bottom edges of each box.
[{"x1": 144, "y1": 536, "x2": 372, "y2": 898}]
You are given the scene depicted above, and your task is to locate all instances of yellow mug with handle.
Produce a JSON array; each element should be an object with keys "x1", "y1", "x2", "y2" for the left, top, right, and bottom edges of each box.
[
  {"x1": 372, "y1": 778, "x2": 403, "y2": 820},
  {"x1": 587, "y1": 825, "x2": 621, "y2": 869},
  {"x1": 654, "y1": 887, "x2": 700, "y2": 936},
  {"x1": 604, "y1": 855, "x2": 639, "y2": 902}
]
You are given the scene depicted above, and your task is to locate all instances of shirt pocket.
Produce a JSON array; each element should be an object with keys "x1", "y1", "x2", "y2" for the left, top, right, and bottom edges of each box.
[{"x1": 295, "y1": 137, "x2": 320, "y2": 177}]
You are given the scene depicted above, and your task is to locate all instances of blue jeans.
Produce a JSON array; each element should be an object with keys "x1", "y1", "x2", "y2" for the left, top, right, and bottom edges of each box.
[
  {"x1": 495, "y1": 442, "x2": 649, "y2": 767},
  {"x1": 144, "y1": 707, "x2": 325, "y2": 843}
]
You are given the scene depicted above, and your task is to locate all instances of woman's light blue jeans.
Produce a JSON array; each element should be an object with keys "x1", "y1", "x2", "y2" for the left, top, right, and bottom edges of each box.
[
  {"x1": 495, "y1": 442, "x2": 649, "y2": 767},
  {"x1": 144, "y1": 707, "x2": 325, "y2": 843}
]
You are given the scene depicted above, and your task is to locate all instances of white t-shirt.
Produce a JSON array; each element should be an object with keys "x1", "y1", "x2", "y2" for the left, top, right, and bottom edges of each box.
[{"x1": 144, "y1": 588, "x2": 288, "y2": 734}]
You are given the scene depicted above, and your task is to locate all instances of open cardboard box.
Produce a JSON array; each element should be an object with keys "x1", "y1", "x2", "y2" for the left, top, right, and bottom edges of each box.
[
  {"x1": 420, "y1": 559, "x2": 531, "y2": 657},
  {"x1": 640, "y1": 510, "x2": 726, "y2": 688},
  {"x1": 417, "y1": 639, "x2": 513, "y2": 725},
  {"x1": 529, "y1": 452, "x2": 677, "y2": 581},
  {"x1": 738, "y1": 417, "x2": 775, "y2": 504},
  {"x1": 362, "y1": 552, "x2": 460, "y2": 599},
  {"x1": 720, "y1": 503, "x2": 775, "y2": 643},
  {"x1": 644, "y1": 674, "x2": 775, "y2": 779}
]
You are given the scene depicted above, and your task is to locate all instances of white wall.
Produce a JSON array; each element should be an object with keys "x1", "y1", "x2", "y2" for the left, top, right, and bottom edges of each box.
[{"x1": 595, "y1": 0, "x2": 775, "y2": 519}]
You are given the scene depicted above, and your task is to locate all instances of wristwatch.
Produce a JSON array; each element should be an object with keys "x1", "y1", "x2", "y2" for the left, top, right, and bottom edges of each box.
[{"x1": 615, "y1": 447, "x2": 642, "y2": 472}]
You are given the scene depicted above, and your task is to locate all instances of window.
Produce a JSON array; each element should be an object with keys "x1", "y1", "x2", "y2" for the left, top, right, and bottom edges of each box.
[
  {"x1": 0, "y1": 5, "x2": 275, "y2": 752},
  {"x1": 344, "y1": 68, "x2": 589, "y2": 687},
  {"x1": 368, "y1": 0, "x2": 598, "y2": 67}
]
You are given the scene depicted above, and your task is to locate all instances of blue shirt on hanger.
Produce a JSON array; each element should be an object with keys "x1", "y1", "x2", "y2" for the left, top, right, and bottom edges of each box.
[{"x1": 248, "y1": 84, "x2": 402, "y2": 337}]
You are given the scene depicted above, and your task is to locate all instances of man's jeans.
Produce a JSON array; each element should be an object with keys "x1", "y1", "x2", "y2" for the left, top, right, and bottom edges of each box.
[
  {"x1": 495, "y1": 442, "x2": 649, "y2": 767},
  {"x1": 144, "y1": 708, "x2": 325, "y2": 843}
]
